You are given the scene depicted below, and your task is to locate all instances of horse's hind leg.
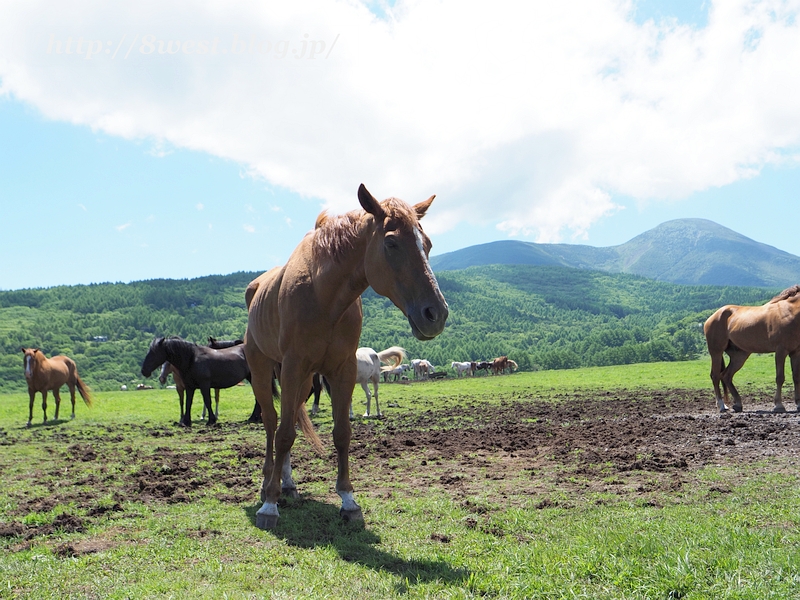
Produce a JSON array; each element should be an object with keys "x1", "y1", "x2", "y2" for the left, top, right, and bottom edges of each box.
[
  {"x1": 66, "y1": 382, "x2": 77, "y2": 419},
  {"x1": 722, "y1": 350, "x2": 750, "y2": 412},
  {"x1": 773, "y1": 351, "x2": 788, "y2": 413},
  {"x1": 790, "y1": 353, "x2": 800, "y2": 411},
  {"x1": 709, "y1": 351, "x2": 728, "y2": 411},
  {"x1": 53, "y1": 388, "x2": 63, "y2": 421},
  {"x1": 372, "y1": 377, "x2": 381, "y2": 418},
  {"x1": 361, "y1": 381, "x2": 372, "y2": 417}
]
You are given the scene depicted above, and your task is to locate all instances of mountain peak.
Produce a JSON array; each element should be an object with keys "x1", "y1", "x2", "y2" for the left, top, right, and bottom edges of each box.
[{"x1": 430, "y1": 219, "x2": 800, "y2": 287}]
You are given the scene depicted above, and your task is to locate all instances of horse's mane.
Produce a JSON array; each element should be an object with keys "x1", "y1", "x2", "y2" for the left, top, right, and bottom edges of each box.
[
  {"x1": 156, "y1": 336, "x2": 197, "y2": 369},
  {"x1": 769, "y1": 285, "x2": 800, "y2": 303},
  {"x1": 312, "y1": 198, "x2": 420, "y2": 263}
]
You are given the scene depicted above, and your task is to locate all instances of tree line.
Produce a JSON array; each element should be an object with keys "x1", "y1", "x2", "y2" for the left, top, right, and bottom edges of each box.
[{"x1": 0, "y1": 265, "x2": 775, "y2": 392}]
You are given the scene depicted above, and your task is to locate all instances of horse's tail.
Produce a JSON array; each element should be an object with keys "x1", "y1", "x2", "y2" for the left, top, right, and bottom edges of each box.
[
  {"x1": 507, "y1": 360, "x2": 518, "y2": 371},
  {"x1": 296, "y1": 402, "x2": 324, "y2": 455},
  {"x1": 377, "y1": 346, "x2": 406, "y2": 368},
  {"x1": 76, "y1": 375, "x2": 92, "y2": 407}
]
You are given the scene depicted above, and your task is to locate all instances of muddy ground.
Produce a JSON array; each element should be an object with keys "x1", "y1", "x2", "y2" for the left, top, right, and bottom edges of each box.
[{"x1": 1, "y1": 388, "x2": 798, "y2": 551}]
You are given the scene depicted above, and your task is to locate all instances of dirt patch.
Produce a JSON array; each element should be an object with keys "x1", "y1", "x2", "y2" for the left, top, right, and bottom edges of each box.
[{"x1": 2, "y1": 389, "x2": 798, "y2": 544}]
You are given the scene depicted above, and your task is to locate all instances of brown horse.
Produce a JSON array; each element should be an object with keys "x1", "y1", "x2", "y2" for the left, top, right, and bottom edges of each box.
[
  {"x1": 21, "y1": 348, "x2": 92, "y2": 427},
  {"x1": 245, "y1": 184, "x2": 448, "y2": 529},
  {"x1": 704, "y1": 285, "x2": 800, "y2": 413}
]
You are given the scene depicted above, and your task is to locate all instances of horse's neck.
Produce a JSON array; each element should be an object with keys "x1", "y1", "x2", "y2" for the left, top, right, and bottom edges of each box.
[
  {"x1": 312, "y1": 233, "x2": 369, "y2": 320},
  {"x1": 164, "y1": 345, "x2": 193, "y2": 372}
]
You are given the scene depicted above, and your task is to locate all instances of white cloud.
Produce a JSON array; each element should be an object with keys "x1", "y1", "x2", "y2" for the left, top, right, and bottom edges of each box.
[
  {"x1": 243, "y1": 224, "x2": 255, "y2": 233},
  {"x1": 2, "y1": 0, "x2": 800, "y2": 242},
  {"x1": 196, "y1": 203, "x2": 204, "y2": 211},
  {"x1": 115, "y1": 222, "x2": 131, "y2": 231}
]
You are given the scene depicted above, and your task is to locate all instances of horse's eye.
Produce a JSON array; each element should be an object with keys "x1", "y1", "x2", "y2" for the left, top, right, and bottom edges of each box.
[{"x1": 384, "y1": 236, "x2": 399, "y2": 251}]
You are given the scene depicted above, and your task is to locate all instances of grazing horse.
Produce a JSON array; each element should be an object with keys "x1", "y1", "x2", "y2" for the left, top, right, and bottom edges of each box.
[
  {"x1": 244, "y1": 184, "x2": 448, "y2": 529},
  {"x1": 704, "y1": 285, "x2": 800, "y2": 413},
  {"x1": 451, "y1": 361, "x2": 474, "y2": 377},
  {"x1": 354, "y1": 346, "x2": 406, "y2": 418},
  {"x1": 383, "y1": 363, "x2": 411, "y2": 382},
  {"x1": 21, "y1": 348, "x2": 92, "y2": 427},
  {"x1": 141, "y1": 337, "x2": 251, "y2": 426}
]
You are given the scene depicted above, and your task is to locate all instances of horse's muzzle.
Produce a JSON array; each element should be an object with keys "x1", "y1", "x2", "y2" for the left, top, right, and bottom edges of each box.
[{"x1": 407, "y1": 300, "x2": 448, "y2": 341}]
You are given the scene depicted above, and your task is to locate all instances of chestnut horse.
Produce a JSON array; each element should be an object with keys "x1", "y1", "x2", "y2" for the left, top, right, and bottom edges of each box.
[
  {"x1": 705, "y1": 285, "x2": 800, "y2": 413},
  {"x1": 245, "y1": 184, "x2": 448, "y2": 529},
  {"x1": 21, "y1": 348, "x2": 92, "y2": 427}
]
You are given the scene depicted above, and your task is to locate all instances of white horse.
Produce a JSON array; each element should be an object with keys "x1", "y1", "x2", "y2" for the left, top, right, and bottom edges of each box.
[
  {"x1": 355, "y1": 346, "x2": 406, "y2": 417},
  {"x1": 382, "y1": 363, "x2": 411, "y2": 382},
  {"x1": 451, "y1": 361, "x2": 474, "y2": 377}
]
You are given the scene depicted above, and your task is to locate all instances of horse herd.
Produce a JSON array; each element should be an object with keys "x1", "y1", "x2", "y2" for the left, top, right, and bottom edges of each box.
[{"x1": 17, "y1": 184, "x2": 800, "y2": 530}]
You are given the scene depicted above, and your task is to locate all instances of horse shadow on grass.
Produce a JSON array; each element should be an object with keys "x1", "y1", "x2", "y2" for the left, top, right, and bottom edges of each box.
[{"x1": 244, "y1": 498, "x2": 470, "y2": 587}]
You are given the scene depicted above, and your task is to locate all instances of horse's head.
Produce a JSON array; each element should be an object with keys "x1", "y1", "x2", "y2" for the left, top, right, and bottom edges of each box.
[
  {"x1": 21, "y1": 347, "x2": 39, "y2": 379},
  {"x1": 358, "y1": 184, "x2": 449, "y2": 341},
  {"x1": 141, "y1": 337, "x2": 167, "y2": 377},
  {"x1": 158, "y1": 361, "x2": 171, "y2": 385}
]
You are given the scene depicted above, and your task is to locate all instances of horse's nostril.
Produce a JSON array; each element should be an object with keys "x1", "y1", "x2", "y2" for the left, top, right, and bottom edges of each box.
[{"x1": 423, "y1": 306, "x2": 438, "y2": 323}]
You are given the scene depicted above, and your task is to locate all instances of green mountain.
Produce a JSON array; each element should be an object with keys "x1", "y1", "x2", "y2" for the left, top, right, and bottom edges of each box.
[
  {"x1": 430, "y1": 219, "x2": 800, "y2": 287},
  {"x1": 0, "y1": 266, "x2": 774, "y2": 392}
]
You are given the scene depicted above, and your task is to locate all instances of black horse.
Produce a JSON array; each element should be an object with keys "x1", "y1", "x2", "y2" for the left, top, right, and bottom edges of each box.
[{"x1": 141, "y1": 336, "x2": 251, "y2": 427}]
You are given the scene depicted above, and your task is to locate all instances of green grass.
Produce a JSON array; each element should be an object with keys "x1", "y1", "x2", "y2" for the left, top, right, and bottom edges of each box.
[{"x1": 2, "y1": 357, "x2": 799, "y2": 599}]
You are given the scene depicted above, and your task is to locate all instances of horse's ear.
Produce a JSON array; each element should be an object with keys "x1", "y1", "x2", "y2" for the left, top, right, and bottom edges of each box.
[
  {"x1": 20, "y1": 347, "x2": 25, "y2": 353},
  {"x1": 414, "y1": 195, "x2": 435, "y2": 220},
  {"x1": 358, "y1": 184, "x2": 385, "y2": 220}
]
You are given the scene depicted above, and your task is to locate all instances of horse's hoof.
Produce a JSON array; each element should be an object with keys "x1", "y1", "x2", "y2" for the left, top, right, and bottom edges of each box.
[
  {"x1": 340, "y1": 507, "x2": 364, "y2": 523},
  {"x1": 70, "y1": 414, "x2": 75, "y2": 420},
  {"x1": 773, "y1": 405, "x2": 787, "y2": 414},
  {"x1": 282, "y1": 487, "x2": 299, "y2": 499},
  {"x1": 732, "y1": 405, "x2": 743, "y2": 413},
  {"x1": 26, "y1": 421, "x2": 32, "y2": 428},
  {"x1": 256, "y1": 513, "x2": 279, "y2": 530}
]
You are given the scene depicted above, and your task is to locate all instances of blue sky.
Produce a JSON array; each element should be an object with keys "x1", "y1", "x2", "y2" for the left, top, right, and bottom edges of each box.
[{"x1": 2, "y1": 0, "x2": 799, "y2": 290}]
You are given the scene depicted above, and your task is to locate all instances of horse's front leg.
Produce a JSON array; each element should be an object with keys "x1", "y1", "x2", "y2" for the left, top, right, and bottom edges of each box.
[
  {"x1": 773, "y1": 352, "x2": 788, "y2": 413},
  {"x1": 181, "y1": 388, "x2": 195, "y2": 427},
  {"x1": 327, "y1": 368, "x2": 362, "y2": 523},
  {"x1": 40, "y1": 390, "x2": 49, "y2": 424},
  {"x1": 27, "y1": 389, "x2": 36, "y2": 427},
  {"x1": 256, "y1": 366, "x2": 308, "y2": 530},
  {"x1": 201, "y1": 387, "x2": 217, "y2": 425}
]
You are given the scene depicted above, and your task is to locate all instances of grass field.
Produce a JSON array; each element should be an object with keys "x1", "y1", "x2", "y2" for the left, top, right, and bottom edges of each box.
[{"x1": 1, "y1": 356, "x2": 799, "y2": 599}]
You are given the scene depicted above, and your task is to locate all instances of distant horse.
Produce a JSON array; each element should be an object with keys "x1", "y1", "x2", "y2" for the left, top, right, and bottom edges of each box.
[
  {"x1": 704, "y1": 285, "x2": 800, "y2": 413},
  {"x1": 490, "y1": 356, "x2": 509, "y2": 375},
  {"x1": 141, "y1": 336, "x2": 251, "y2": 426},
  {"x1": 159, "y1": 337, "x2": 248, "y2": 422},
  {"x1": 412, "y1": 359, "x2": 435, "y2": 379},
  {"x1": 244, "y1": 184, "x2": 448, "y2": 529},
  {"x1": 354, "y1": 346, "x2": 406, "y2": 418},
  {"x1": 383, "y1": 363, "x2": 411, "y2": 382},
  {"x1": 474, "y1": 360, "x2": 492, "y2": 375},
  {"x1": 451, "y1": 361, "x2": 474, "y2": 377},
  {"x1": 21, "y1": 348, "x2": 92, "y2": 427}
]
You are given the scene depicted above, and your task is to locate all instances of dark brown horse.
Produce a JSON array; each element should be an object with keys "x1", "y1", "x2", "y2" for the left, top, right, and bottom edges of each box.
[
  {"x1": 21, "y1": 348, "x2": 92, "y2": 427},
  {"x1": 705, "y1": 285, "x2": 800, "y2": 413},
  {"x1": 141, "y1": 337, "x2": 251, "y2": 426},
  {"x1": 245, "y1": 184, "x2": 448, "y2": 529}
]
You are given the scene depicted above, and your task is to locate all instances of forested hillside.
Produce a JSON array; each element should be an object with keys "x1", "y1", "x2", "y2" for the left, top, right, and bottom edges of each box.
[{"x1": 0, "y1": 266, "x2": 775, "y2": 392}]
